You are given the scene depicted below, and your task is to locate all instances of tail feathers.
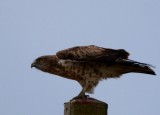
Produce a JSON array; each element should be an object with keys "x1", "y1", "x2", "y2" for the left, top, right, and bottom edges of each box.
[{"x1": 117, "y1": 59, "x2": 156, "y2": 75}]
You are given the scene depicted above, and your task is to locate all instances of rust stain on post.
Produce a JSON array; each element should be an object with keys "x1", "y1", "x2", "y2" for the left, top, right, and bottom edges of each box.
[{"x1": 64, "y1": 96, "x2": 108, "y2": 115}]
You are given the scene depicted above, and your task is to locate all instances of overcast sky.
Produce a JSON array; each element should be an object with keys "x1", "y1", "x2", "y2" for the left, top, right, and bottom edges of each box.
[{"x1": 0, "y1": 0, "x2": 160, "y2": 115}]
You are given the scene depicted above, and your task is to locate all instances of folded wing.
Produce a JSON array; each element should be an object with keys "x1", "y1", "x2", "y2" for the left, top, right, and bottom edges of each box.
[{"x1": 56, "y1": 45, "x2": 129, "y2": 63}]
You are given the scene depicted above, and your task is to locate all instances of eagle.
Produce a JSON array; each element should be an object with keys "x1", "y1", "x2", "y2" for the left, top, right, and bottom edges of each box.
[{"x1": 31, "y1": 45, "x2": 156, "y2": 98}]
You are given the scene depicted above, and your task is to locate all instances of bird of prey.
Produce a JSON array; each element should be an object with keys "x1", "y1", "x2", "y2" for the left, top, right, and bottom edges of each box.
[{"x1": 31, "y1": 45, "x2": 156, "y2": 98}]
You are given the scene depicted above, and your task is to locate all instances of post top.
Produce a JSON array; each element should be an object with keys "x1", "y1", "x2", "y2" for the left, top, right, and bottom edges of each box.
[{"x1": 65, "y1": 95, "x2": 108, "y2": 106}]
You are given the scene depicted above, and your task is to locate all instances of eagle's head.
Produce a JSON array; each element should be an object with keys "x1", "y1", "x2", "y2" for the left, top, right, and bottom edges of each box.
[{"x1": 31, "y1": 55, "x2": 58, "y2": 72}]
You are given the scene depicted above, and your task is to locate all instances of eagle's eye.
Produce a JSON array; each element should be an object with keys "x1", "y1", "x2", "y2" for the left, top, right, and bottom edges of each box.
[{"x1": 36, "y1": 58, "x2": 44, "y2": 64}]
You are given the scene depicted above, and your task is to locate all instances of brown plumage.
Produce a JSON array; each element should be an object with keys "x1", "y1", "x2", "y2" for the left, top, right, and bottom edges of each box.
[{"x1": 31, "y1": 45, "x2": 156, "y2": 98}]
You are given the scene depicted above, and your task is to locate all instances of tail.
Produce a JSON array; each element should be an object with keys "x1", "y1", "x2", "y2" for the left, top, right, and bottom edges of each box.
[{"x1": 117, "y1": 59, "x2": 156, "y2": 75}]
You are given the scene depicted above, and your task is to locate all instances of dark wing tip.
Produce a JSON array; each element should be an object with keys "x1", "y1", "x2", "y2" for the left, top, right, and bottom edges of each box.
[
  {"x1": 136, "y1": 62, "x2": 156, "y2": 75},
  {"x1": 117, "y1": 59, "x2": 156, "y2": 75},
  {"x1": 145, "y1": 69, "x2": 156, "y2": 75}
]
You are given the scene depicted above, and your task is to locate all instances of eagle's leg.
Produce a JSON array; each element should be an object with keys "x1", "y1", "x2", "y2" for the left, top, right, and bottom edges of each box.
[
  {"x1": 72, "y1": 88, "x2": 88, "y2": 100},
  {"x1": 72, "y1": 80, "x2": 89, "y2": 99},
  {"x1": 77, "y1": 87, "x2": 86, "y2": 97}
]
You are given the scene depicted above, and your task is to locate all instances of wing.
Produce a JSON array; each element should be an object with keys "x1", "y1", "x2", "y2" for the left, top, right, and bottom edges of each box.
[{"x1": 56, "y1": 45, "x2": 129, "y2": 63}]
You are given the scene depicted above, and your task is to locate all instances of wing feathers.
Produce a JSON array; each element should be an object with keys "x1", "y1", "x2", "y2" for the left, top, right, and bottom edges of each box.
[
  {"x1": 116, "y1": 59, "x2": 156, "y2": 75},
  {"x1": 56, "y1": 45, "x2": 129, "y2": 63}
]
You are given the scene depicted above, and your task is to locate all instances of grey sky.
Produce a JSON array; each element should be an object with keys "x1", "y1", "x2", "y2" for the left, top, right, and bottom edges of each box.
[{"x1": 0, "y1": 0, "x2": 160, "y2": 115}]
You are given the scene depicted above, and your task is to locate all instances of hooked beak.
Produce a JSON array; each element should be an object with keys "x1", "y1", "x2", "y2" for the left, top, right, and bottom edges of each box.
[{"x1": 31, "y1": 62, "x2": 36, "y2": 68}]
